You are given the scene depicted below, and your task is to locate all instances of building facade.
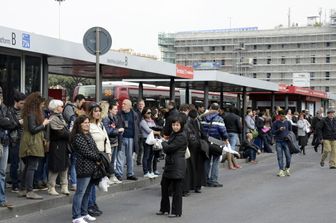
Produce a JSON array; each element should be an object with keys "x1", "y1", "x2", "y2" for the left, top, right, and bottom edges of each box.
[{"x1": 159, "y1": 16, "x2": 336, "y2": 94}]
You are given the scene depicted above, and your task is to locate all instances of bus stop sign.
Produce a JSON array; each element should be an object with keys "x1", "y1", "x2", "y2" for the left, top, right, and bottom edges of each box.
[{"x1": 83, "y1": 27, "x2": 112, "y2": 55}]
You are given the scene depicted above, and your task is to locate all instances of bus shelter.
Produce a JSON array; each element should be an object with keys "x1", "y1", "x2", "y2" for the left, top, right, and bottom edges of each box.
[
  {"x1": 124, "y1": 70, "x2": 279, "y2": 114},
  {"x1": 0, "y1": 25, "x2": 193, "y2": 105}
]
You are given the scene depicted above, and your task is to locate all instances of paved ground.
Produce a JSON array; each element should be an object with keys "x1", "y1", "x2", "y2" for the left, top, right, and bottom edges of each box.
[{"x1": 1, "y1": 144, "x2": 334, "y2": 223}]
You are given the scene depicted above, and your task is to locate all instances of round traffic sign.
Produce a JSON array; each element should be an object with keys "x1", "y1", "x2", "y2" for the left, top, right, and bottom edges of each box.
[{"x1": 83, "y1": 27, "x2": 112, "y2": 55}]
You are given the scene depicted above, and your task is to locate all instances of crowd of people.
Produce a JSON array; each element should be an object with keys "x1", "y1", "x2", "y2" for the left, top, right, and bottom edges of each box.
[{"x1": 0, "y1": 88, "x2": 335, "y2": 222}]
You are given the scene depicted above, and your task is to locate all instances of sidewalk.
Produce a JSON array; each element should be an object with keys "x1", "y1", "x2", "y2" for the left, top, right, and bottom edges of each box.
[{"x1": 0, "y1": 153, "x2": 274, "y2": 220}]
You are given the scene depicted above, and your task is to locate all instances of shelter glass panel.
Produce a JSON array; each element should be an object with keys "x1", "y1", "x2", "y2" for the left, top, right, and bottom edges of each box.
[
  {"x1": 25, "y1": 56, "x2": 41, "y2": 94},
  {"x1": 0, "y1": 54, "x2": 21, "y2": 106}
]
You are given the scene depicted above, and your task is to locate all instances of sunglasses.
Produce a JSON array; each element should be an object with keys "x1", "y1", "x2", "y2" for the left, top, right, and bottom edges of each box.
[{"x1": 146, "y1": 112, "x2": 152, "y2": 114}]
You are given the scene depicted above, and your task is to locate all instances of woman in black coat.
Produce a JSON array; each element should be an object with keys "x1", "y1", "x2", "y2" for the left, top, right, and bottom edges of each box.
[{"x1": 157, "y1": 116, "x2": 187, "y2": 218}]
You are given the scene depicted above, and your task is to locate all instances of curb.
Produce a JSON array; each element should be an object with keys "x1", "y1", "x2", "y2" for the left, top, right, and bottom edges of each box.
[{"x1": 0, "y1": 176, "x2": 161, "y2": 220}]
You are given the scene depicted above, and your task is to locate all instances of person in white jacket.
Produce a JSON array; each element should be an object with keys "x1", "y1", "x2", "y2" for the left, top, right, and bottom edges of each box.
[{"x1": 297, "y1": 113, "x2": 311, "y2": 155}]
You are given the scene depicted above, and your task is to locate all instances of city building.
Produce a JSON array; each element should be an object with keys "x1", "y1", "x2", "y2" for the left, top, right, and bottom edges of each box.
[{"x1": 158, "y1": 11, "x2": 336, "y2": 95}]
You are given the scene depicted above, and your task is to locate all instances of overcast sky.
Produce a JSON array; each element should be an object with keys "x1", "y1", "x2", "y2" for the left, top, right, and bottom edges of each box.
[{"x1": 1, "y1": 0, "x2": 335, "y2": 56}]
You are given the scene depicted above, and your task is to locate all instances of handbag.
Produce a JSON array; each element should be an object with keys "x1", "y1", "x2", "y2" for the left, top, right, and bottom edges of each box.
[
  {"x1": 208, "y1": 136, "x2": 223, "y2": 156},
  {"x1": 250, "y1": 129, "x2": 259, "y2": 138},
  {"x1": 145, "y1": 131, "x2": 156, "y2": 145}
]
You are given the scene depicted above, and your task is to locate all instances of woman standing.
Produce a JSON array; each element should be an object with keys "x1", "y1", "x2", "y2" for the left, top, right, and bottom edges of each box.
[
  {"x1": 140, "y1": 107, "x2": 160, "y2": 178},
  {"x1": 297, "y1": 113, "x2": 311, "y2": 155},
  {"x1": 71, "y1": 115, "x2": 101, "y2": 223},
  {"x1": 157, "y1": 116, "x2": 187, "y2": 218},
  {"x1": 19, "y1": 92, "x2": 49, "y2": 200},
  {"x1": 47, "y1": 99, "x2": 70, "y2": 196},
  {"x1": 87, "y1": 103, "x2": 111, "y2": 217}
]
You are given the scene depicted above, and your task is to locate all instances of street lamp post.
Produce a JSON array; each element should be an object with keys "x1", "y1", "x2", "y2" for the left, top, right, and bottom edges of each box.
[{"x1": 55, "y1": 0, "x2": 65, "y2": 39}]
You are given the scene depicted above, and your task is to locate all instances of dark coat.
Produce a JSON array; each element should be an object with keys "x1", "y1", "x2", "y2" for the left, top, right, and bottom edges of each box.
[
  {"x1": 117, "y1": 110, "x2": 140, "y2": 154},
  {"x1": 48, "y1": 115, "x2": 70, "y2": 172},
  {"x1": 316, "y1": 117, "x2": 336, "y2": 141},
  {"x1": 102, "y1": 114, "x2": 123, "y2": 148},
  {"x1": 72, "y1": 133, "x2": 101, "y2": 178},
  {"x1": 162, "y1": 131, "x2": 188, "y2": 179}
]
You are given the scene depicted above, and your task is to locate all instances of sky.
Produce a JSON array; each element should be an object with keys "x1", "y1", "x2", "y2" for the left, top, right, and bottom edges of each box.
[{"x1": 1, "y1": 0, "x2": 335, "y2": 56}]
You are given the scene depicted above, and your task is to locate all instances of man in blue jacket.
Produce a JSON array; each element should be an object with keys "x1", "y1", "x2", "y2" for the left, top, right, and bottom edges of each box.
[
  {"x1": 272, "y1": 110, "x2": 292, "y2": 177},
  {"x1": 201, "y1": 103, "x2": 228, "y2": 187}
]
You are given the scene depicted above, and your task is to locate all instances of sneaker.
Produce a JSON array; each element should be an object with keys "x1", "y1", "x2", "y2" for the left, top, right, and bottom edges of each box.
[
  {"x1": 115, "y1": 175, "x2": 123, "y2": 182},
  {"x1": 127, "y1": 175, "x2": 138, "y2": 181},
  {"x1": 83, "y1": 214, "x2": 96, "y2": 222},
  {"x1": 112, "y1": 176, "x2": 122, "y2": 184},
  {"x1": 0, "y1": 202, "x2": 14, "y2": 209},
  {"x1": 11, "y1": 188, "x2": 19, "y2": 193},
  {"x1": 17, "y1": 190, "x2": 27, "y2": 197},
  {"x1": 144, "y1": 173, "x2": 154, "y2": 179},
  {"x1": 150, "y1": 172, "x2": 159, "y2": 178},
  {"x1": 320, "y1": 160, "x2": 325, "y2": 167},
  {"x1": 285, "y1": 168, "x2": 291, "y2": 176},
  {"x1": 212, "y1": 182, "x2": 223, "y2": 187},
  {"x1": 26, "y1": 191, "x2": 43, "y2": 200},
  {"x1": 277, "y1": 170, "x2": 285, "y2": 177},
  {"x1": 154, "y1": 171, "x2": 160, "y2": 175},
  {"x1": 72, "y1": 217, "x2": 86, "y2": 223},
  {"x1": 329, "y1": 166, "x2": 336, "y2": 169}
]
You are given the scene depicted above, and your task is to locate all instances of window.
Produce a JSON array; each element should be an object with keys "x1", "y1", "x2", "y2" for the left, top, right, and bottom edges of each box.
[
  {"x1": 296, "y1": 56, "x2": 300, "y2": 64},
  {"x1": 297, "y1": 43, "x2": 301, "y2": 48},
  {"x1": 267, "y1": 44, "x2": 271, "y2": 49},
  {"x1": 221, "y1": 59, "x2": 225, "y2": 66},
  {"x1": 310, "y1": 86, "x2": 315, "y2": 90},
  {"x1": 281, "y1": 56, "x2": 286, "y2": 64},
  {"x1": 326, "y1": 72, "x2": 330, "y2": 80},
  {"x1": 326, "y1": 55, "x2": 330, "y2": 63},
  {"x1": 253, "y1": 45, "x2": 257, "y2": 50},
  {"x1": 266, "y1": 73, "x2": 271, "y2": 81},
  {"x1": 253, "y1": 73, "x2": 257, "y2": 78},
  {"x1": 326, "y1": 42, "x2": 330, "y2": 47},
  {"x1": 281, "y1": 44, "x2": 285, "y2": 48},
  {"x1": 326, "y1": 86, "x2": 330, "y2": 92},
  {"x1": 222, "y1": 46, "x2": 225, "y2": 51},
  {"x1": 280, "y1": 73, "x2": 285, "y2": 81},
  {"x1": 267, "y1": 58, "x2": 271, "y2": 64},
  {"x1": 25, "y1": 56, "x2": 41, "y2": 95},
  {"x1": 310, "y1": 72, "x2": 315, "y2": 80},
  {"x1": 253, "y1": 58, "x2": 257, "y2": 65},
  {"x1": 210, "y1": 46, "x2": 215, "y2": 51},
  {"x1": 0, "y1": 54, "x2": 21, "y2": 106},
  {"x1": 311, "y1": 55, "x2": 315, "y2": 63}
]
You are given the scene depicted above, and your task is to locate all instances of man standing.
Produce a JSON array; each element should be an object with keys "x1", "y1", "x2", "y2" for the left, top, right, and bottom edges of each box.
[
  {"x1": 272, "y1": 110, "x2": 292, "y2": 177},
  {"x1": 0, "y1": 87, "x2": 16, "y2": 208},
  {"x1": 115, "y1": 99, "x2": 140, "y2": 181},
  {"x1": 201, "y1": 103, "x2": 228, "y2": 187},
  {"x1": 135, "y1": 99, "x2": 145, "y2": 166},
  {"x1": 8, "y1": 91, "x2": 26, "y2": 192},
  {"x1": 316, "y1": 109, "x2": 336, "y2": 168}
]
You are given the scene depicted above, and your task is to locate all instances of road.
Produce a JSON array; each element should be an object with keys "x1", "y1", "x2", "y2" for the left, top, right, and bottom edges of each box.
[{"x1": 2, "y1": 147, "x2": 335, "y2": 223}]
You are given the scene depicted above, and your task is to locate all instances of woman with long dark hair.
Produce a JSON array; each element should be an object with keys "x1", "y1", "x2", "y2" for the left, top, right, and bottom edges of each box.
[
  {"x1": 19, "y1": 92, "x2": 49, "y2": 200},
  {"x1": 71, "y1": 115, "x2": 101, "y2": 223}
]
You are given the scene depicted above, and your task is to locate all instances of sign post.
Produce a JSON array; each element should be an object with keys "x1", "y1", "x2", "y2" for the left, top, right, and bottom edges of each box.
[{"x1": 83, "y1": 27, "x2": 112, "y2": 102}]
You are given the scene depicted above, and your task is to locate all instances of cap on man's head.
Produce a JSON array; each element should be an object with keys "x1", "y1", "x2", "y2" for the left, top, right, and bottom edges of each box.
[{"x1": 327, "y1": 108, "x2": 335, "y2": 114}]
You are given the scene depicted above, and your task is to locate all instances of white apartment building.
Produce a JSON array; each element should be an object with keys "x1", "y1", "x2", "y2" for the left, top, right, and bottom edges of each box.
[{"x1": 159, "y1": 13, "x2": 336, "y2": 94}]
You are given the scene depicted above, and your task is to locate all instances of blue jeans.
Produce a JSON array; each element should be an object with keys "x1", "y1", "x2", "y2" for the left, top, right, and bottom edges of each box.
[
  {"x1": 142, "y1": 140, "x2": 154, "y2": 174},
  {"x1": 228, "y1": 133, "x2": 239, "y2": 151},
  {"x1": 34, "y1": 155, "x2": 48, "y2": 185},
  {"x1": 88, "y1": 185, "x2": 96, "y2": 208},
  {"x1": 275, "y1": 141, "x2": 291, "y2": 170},
  {"x1": 115, "y1": 138, "x2": 134, "y2": 177},
  {"x1": 69, "y1": 153, "x2": 77, "y2": 186},
  {"x1": 246, "y1": 149, "x2": 257, "y2": 161},
  {"x1": 204, "y1": 154, "x2": 220, "y2": 184},
  {"x1": 0, "y1": 145, "x2": 9, "y2": 204},
  {"x1": 9, "y1": 142, "x2": 20, "y2": 189},
  {"x1": 72, "y1": 177, "x2": 94, "y2": 219}
]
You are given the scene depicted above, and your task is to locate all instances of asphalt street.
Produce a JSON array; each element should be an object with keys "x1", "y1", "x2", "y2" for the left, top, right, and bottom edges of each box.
[{"x1": 2, "y1": 146, "x2": 335, "y2": 223}]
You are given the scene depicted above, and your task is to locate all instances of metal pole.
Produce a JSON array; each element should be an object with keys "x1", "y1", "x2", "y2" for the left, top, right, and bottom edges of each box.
[
  {"x1": 185, "y1": 82, "x2": 190, "y2": 104},
  {"x1": 139, "y1": 82, "x2": 143, "y2": 100},
  {"x1": 220, "y1": 84, "x2": 224, "y2": 108},
  {"x1": 58, "y1": 1, "x2": 61, "y2": 39},
  {"x1": 95, "y1": 27, "x2": 101, "y2": 102},
  {"x1": 170, "y1": 78, "x2": 175, "y2": 101},
  {"x1": 204, "y1": 82, "x2": 209, "y2": 109}
]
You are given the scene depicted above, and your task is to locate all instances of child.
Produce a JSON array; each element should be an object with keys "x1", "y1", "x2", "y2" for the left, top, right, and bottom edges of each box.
[
  {"x1": 157, "y1": 116, "x2": 188, "y2": 218},
  {"x1": 239, "y1": 133, "x2": 261, "y2": 164}
]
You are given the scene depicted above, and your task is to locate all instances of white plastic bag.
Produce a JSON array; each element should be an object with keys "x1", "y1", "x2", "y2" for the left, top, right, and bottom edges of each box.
[
  {"x1": 98, "y1": 176, "x2": 110, "y2": 192},
  {"x1": 185, "y1": 147, "x2": 191, "y2": 159},
  {"x1": 145, "y1": 131, "x2": 156, "y2": 145},
  {"x1": 222, "y1": 143, "x2": 239, "y2": 155},
  {"x1": 153, "y1": 138, "x2": 163, "y2": 151}
]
